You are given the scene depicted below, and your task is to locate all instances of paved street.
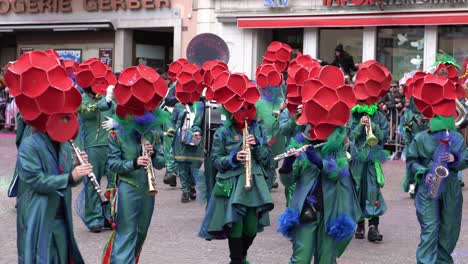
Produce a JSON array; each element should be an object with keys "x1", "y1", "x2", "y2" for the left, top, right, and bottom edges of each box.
[{"x1": 1, "y1": 136, "x2": 468, "y2": 264}]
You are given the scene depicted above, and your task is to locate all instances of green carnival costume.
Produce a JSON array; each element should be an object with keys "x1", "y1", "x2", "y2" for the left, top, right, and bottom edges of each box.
[
  {"x1": 199, "y1": 120, "x2": 274, "y2": 263},
  {"x1": 78, "y1": 91, "x2": 115, "y2": 230},
  {"x1": 406, "y1": 116, "x2": 467, "y2": 264},
  {"x1": 102, "y1": 112, "x2": 166, "y2": 264},
  {"x1": 400, "y1": 98, "x2": 428, "y2": 193},
  {"x1": 278, "y1": 108, "x2": 305, "y2": 205},
  {"x1": 17, "y1": 132, "x2": 84, "y2": 263},
  {"x1": 349, "y1": 105, "x2": 389, "y2": 241},
  {"x1": 170, "y1": 101, "x2": 205, "y2": 201},
  {"x1": 278, "y1": 127, "x2": 361, "y2": 264},
  {"x1": 7, "y1": 114, "x2": 31, "y2": 198}
]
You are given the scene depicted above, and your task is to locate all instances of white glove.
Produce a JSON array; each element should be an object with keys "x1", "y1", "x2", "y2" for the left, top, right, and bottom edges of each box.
[
  {"x1": 106, "y1": 85, "x2": 115, "y2": 103},
  {"x1": 102, "y1": 116, "x2": 116, "y2": 131}
]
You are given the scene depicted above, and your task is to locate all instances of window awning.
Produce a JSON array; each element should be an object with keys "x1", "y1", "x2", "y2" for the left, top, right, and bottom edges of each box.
[
  {"x1": 237, "y1": 11, "x2": 468, "y2": 28},
  {"x1": 0, "y1": 23, "x2": 112, "y2": 32}
]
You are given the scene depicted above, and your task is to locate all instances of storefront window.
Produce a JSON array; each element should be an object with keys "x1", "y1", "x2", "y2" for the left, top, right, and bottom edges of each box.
[
  {"x1": 319, "y1": 28, "x2": 363, "y2": 67},
  {"x1": 377, "y1": 27, "x2": 424, "y2": 81},
  {"x1": 438, "y1": 25, "x2": 468, "y2": 74},
  {"x1": 272, "y1": 28, "x2": 304, "y2": 55}
]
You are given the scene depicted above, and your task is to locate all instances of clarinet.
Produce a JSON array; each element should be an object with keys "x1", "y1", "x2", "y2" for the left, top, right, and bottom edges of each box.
[{"x1": 69, "y1": 140, "x2": 109, "y2": 204}]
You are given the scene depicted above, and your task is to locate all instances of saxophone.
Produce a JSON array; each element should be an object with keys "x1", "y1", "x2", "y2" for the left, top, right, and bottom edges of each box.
[
  {"x1": 141, "y1": 136, "x2": 158, "y2": 196},
  {"x1": 428, "y1": 130, "x2": 450, "y2": 199},
  {"x1": 243, "y1": 119, "x2": 252, "y2": 190},
  {"x1": 69, "y1": 140, "x2": 109, "y2": 204}
]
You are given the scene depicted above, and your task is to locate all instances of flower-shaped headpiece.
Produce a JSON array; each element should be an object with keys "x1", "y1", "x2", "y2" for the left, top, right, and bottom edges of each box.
[
  {"x1": 354, "y1": 60, "x2": 392, "y2": 105},
  {"x1": 76, "y1": 58, "x2": 117, "y2": 95}
]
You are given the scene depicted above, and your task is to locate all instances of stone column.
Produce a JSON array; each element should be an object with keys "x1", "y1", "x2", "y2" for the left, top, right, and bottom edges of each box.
[
  {"x1": 173, "y1": 18, "x2": 182, "y2": 60},
  {"x1": 362, "y1": 27, "x2": 377, "y2": 62},
  {"x1": 303, "y1": 28, "x2": 318, "y2": 58},
  {"x1": 114, "y1": 29, "x2": 133, "y2": 73},
  {"x1": 423, "y1": 25, "x2": 438, "y2": 72}
]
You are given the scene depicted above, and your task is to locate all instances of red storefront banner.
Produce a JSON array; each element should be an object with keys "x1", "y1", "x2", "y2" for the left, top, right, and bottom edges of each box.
[{"x1": 237, "y1": 11, "x2": 468, "y2": 28}]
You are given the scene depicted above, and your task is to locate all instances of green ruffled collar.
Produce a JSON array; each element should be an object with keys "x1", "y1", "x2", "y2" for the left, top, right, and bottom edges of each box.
[{"x1": 351, "y1": 104, "x2": 378, "y2": 116}]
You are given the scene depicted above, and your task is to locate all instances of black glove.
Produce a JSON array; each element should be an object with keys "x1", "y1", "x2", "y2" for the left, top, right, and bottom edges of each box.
[{"x1": 279, "y1": 155, "x2": 296, "y2": 174}]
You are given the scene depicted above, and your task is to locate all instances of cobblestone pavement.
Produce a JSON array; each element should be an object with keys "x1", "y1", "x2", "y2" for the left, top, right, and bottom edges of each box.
[{"x1": 1, "y1": 137, "x2": 468, "y2": 264}]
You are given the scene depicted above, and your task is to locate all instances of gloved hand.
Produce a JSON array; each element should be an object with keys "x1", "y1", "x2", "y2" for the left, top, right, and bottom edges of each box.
[
  {"x1": 102, "y1": 117, "x2": 116, "y2": 131},
  {"x1": 424, "y1": 172, "x2": 435, "y2": 188},
  {"x1": 305, "y1": 146, "x2": 323, "y2": 169},
  {"x1": 165, "y1": 128, "x2": 175, "y2": 137},
  {"x1": 106, "y1": 85, "x2": 115, "y2": 103},
  {"x1": 279, "y1": 155, "x2": 296, "y2": 174}
]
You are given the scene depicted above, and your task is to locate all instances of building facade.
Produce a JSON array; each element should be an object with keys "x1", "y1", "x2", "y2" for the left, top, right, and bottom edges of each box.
[
  {"x1": 0, "y1": 0, "x2": 198, "y2": 73},
  {"x1": 197, "y1": 0, "x2": 468, "y2": 80}
]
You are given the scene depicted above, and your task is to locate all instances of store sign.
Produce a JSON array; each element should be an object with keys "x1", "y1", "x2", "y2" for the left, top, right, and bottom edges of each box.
[
  {"x1": 323, "y1": 0, "x2": 467, "y2": 6},
  {"x1": 264, "y1": 0, "x2": 289, "y2": 8},
  {"x1": 0, "y1": 0, "x2": 171, "y2": 14}
]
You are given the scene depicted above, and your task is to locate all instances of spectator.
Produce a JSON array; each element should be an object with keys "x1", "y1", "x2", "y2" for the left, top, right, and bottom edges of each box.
[{"x1": 331, "y1": 44, "x2": 359, "y2": 78}]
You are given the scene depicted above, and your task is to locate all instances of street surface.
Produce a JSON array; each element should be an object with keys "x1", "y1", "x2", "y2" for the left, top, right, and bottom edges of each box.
[{"x1": 0, "y1": 135, "x2": 468, "y2": 264}]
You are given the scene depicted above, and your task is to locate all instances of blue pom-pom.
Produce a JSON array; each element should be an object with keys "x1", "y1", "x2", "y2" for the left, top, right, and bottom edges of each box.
[
  {"x1": 327, "y1": 214, "x2": 356, "y2": 241},
  {"x1": 277, "y1": 208, "x2": 300, "y2": 238},
  {"x1": 338, "y1": 168, "x2": 350, "y2": 178},
  {"x1": 295, "y1": 133, "x2": 305, "y2": 143},
  {"x1": 135, "y1": 111, "x2": 155, "y2": 125},
  {"x1": 324, "y1": 156, "x2": 338, "y2": 173}
]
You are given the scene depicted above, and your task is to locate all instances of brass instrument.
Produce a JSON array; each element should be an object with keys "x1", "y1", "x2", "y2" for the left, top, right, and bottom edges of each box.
[
  {"x1": 243, "y1": 119, "x2": 252, "y2": 190},
  {"x1": 429, "y1": 130, "x2": 450, "y2": 199},
  {"x1": 273, "y1": 143, "x2": 326, "y2": 161},
  {"x1": 365, "y1": 115, "x2": 379, "y2": 146},
  {"x1": 69, "y1": 140, "x2": 109, "y2": 204},
  {"x1": 455, "y1": 99, "x2": 468, "y2": 128},
  {"x1": 141, "y1": 136, "x2": 158, "y2": 195}
]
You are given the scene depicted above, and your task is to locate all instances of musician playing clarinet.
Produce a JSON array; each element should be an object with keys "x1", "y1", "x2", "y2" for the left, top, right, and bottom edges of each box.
[
  {"x1": 406, "y1": 76, "x2": 468, "y2": 264},
  {"x1": 199, "y1": 84, "x2": 273, "y2": 264},
  {"x1": 75, "y1": 59, "x2": 116, "y2": 233},
  {"x1": 8, "y1": 51, "x2": 88, "y2": 263}
]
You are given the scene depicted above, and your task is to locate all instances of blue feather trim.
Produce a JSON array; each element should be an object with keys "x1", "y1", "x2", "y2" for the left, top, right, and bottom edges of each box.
[
  {"x1": 277, "y1": 208, "x2": 300, "y2": 238},
  {"x1": 323, "y1": 156, "x2": 338, "y2": 174},
  {"x1": 327, "y1": 214, "x2": 356, "y2": 241},
  {"x1": 295, "y1": 133, "x2": 306, "y2": 144},
  {"x1": 338, "y1": 168, "x2": 350, "y2": 178}
]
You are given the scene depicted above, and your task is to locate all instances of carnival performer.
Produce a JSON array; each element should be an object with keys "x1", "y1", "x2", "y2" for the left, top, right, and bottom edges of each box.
[
  {"x1": 199, "y1": 73, "x2": 273, "y2": 264},
  {"x1": 170, "y1": 71, "x2": 205, "y2": 203},
  {"x1": 406, "y1": 71, "x2": 468, "y2": 264},
  {"x1": 75, "y1": 58, "x2": 117, "y2": 233},
  {"x1": 7, "y1": 50, "x2": 88, "y2": 263},
  {"x1": 278, "y1": 65, "x2": 360, "y2": 264},
  {"x1": 349, "y1": 61, "x2": 392, "y2": 242},
  {"x1": 102, "y1": 65, "x2": 167, "y2": 264},
  {"x1": 161, "y1": 82, "x2": 178, "y2": 187}
]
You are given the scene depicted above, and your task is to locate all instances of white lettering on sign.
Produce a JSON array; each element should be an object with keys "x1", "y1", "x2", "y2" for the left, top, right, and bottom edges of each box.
[{"x1": 264, "y1": 0, "x2": 289, "y2": 8}]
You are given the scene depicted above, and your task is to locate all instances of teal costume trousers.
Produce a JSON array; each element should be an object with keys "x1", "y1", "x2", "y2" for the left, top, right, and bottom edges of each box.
[
  {"x1": 49, "y1": 219, "x2": 70, "y2": 264},
  {"x1": 83, "y1": 146, "x2": 112, "y2": 228},
  {"x1": 289, "y1": 213, "x2": 336, "y2": 264},
  {"x1": 177, "y1": 161, "x2": 200, "y2": 191},
  {"x1": 415, "y1": 178, "x2": 462, "y2": 264},
  {"x1": 111, "y1": 181, "x2": 155, "y2": 264}
]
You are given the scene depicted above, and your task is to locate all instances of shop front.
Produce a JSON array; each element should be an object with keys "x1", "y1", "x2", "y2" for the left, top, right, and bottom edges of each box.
[
  {"x1": 197, "y1": 0, "x2": 468, "y2": 80},
  {"x1": 0, "y1": 0, "x2": 198, "y2": 74}
]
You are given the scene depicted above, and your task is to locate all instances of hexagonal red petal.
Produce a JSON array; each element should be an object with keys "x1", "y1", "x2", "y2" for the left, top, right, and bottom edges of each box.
[
  {"x1": 30, "y1": 51, "x2": 59, "y2": 71},
  {"x1": 35, "y1": 87, "x2": 65, "y2": 115},
  {"x1": 63, "y1": 87, "x2": 82, "y2": 113},
  {"x1": 46, "y1": 113, "x2": 79, "y2": 142},
  {"x1": 15, "y1": 94, "x2": 41, "y2": 121},
  {"x1": 21, "y1": 68, "x2": 50, "y2": 98},
  {"x1": 132, "y1": 79, "x2": 155, "y2": 103},
  {"x1": 48, "y1": 66, "x2": 73, "y2": 91},
  {"x1": 4, "y1": 70, "x2": 21, "y2": 96}
]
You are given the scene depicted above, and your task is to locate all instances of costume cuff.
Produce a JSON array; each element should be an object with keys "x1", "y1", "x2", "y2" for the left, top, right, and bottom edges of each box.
[
  {"x1": 415, "y1": 168, "x2": 428, "y2": 185},
  {"x1": 228, "y1": 151, "x2": 240, "y2": 169}
]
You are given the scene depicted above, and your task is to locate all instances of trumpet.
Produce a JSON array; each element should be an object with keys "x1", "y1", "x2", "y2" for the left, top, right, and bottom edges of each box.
[
  {"x1": 273, "y1": 143, "x2": 326, "y2": 161},
  {"x1": 141, "y1": 136, "x2": 158, "y2": 196},
  {"x1": 364, "y1": 115, "x2": 379, "y2": 146},
  {"x1": 69, "y1": 140, "x2": 109, "y2": 205},
  {"x1": 243, "y1": 119, "x2": 252, "y2": 190}
]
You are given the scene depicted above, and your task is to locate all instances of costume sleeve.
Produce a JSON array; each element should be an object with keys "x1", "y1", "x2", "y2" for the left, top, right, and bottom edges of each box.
[
  {"x1": 406, "y1": 134, "x2": 428, "y2": 184},
  {"x1": 107, "y1": 133, "x2": 135, "y2": 174},
  {"x1": 97, "y1": 97, "x2": 112, "y2": 111},
  {"x1": 372, "y1": 112, "x2": 389, "y2": 144},
  {"x1": 279, "y1": 110, "x2": 298, "y2": 138},
  {"x1": 191, "y1": 102, "x2": 204, "y2": 133},
  {"x1": 15, "y1": 114, "x2": 25, "y2": 149},
  {"x1": 170, "y1": 103, "x2": 180, "y2": 131},
  {"x1": 252, "y1": 126, "x2": 272, "y2": 167},
  {"x1": 18, "y1": 141, "x2": 69, "y2": 194},
  {"x1": 151, "y1": 133, "x2": 166, "y2": 170},
  {"x1": 448, "y1": 133, "x2": 468, "y2": 171},
  {"x1": 211, "y1": 128, "x2": 239, "y2": 172}
]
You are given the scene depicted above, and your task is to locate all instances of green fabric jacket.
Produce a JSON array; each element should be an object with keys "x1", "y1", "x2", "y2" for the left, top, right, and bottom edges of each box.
[
  {"x1": 406, "y1": 130, "x2": 468, "y2": 185},
  {"x1": 108, "y1": 129, "x2": 165, "y2": 187},
  {"x1": 170, "y1": 102, "x2": 205, "y2": 162},
  {"x1": 211, "y1": 122, "x2": 271, "y2": 180},
  {"x1": 279, "y1": 109, "x2": 305, "y2": 141},
  {"x1": 17, "y1": 132, "x2": 84, "y2": 263},
  {"x1": 78, "y1": 93, "x2": 114, "y2": 149}
]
